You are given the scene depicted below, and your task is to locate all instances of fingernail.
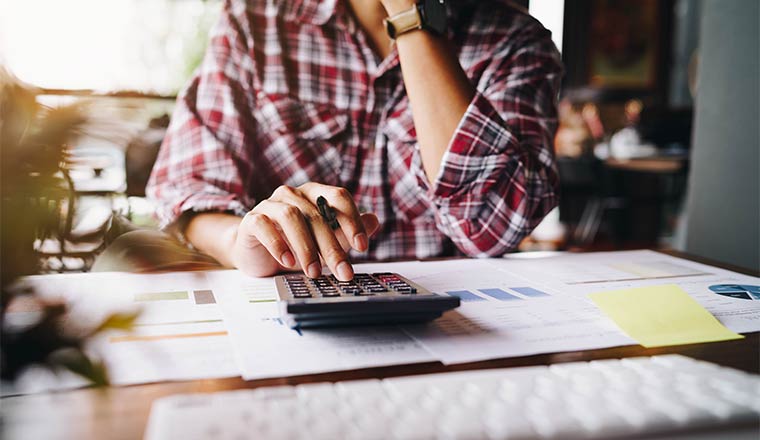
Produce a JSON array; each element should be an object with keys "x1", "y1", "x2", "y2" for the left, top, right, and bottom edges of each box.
[
  {"x1": 280, "y1": 251, "x2": 295, "y2": 267},
  {"x1": 353, "y1": 233, "x2": 368, "y2": 251},
  {"x1": 307, "y1": 262, "x2": 322, "y2": 279},
  {"x1": 336, "y1": 261, "x2": 354, "y2": 281}
]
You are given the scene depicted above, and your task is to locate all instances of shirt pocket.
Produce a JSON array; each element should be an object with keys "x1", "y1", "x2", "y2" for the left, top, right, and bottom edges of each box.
[
  {"x1": 382, "y1": 105, "x2": 433, "y2": 222},
  {"x1": 253, "y1": 93, "x2": 348, "y2": 188}
]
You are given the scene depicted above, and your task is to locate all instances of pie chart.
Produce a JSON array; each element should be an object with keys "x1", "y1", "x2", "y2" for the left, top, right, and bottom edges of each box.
[{"x1": 709, "y1": 284, "x2": 760, "y2": 300}]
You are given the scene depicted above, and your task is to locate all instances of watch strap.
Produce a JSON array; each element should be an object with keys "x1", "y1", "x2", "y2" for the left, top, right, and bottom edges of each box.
[{"x1": 384, "y1": 5, "x2": 423, "y2": 40}]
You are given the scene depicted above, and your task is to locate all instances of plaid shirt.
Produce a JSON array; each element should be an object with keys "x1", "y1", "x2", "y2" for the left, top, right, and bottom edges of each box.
[{"x1": 147, "y1": 0, "x2": 562, "y2": 261}]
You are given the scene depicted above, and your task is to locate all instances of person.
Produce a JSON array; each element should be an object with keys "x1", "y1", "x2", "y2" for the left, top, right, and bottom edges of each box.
[{"x1": 144, "y1": 0, "x2": 562, "y2": 281}]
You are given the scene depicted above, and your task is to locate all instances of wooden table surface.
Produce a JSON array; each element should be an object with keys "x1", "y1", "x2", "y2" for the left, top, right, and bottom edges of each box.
[{"x1": 3, "y1": 252, "x2": 759, "y2": 440}]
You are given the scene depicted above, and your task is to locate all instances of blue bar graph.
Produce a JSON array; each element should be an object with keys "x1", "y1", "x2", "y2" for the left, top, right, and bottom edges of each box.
[
  {"x1": 478, "y1": 288, "x2": 522, "y2": 301},
  {"x1": 511, "y1": 287, "x2": 550, "y2": 297},
  {"x1": 446, "y1": 290, "x2": 485, "y2": 302}
]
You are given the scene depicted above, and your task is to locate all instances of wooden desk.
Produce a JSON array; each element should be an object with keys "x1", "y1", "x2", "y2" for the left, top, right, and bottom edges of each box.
[
  {"x1": 3, "y1": 252, "x2": 759, "y2": 440},
  {"x1": 605, "y1": 156, "x2": 687, "y2": 174}
]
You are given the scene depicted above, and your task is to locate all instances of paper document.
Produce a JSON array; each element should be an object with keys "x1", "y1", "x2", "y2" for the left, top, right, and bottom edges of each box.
[
  {"x1": 589, "y1": 284, "x2": 744, "y2": 347},
  {"x1": 398, "y1": 259, "x2": 633, "y2": 364},
  {"x1": 492, "y1": 250, "x2": 760, "y2": 333},
  {"x1": 493, "y1": 250, "x2": 715, "y2": 288},
  {"x1": 399, "y1": 255, "x2": 759, "y2": 364},
  {"x1": 208, "y1": 270, "x2": 436, "y2": 380},
  {"x1": 6, "y1": 251, "x2": 757, "y2": 394},
  {"x1": 7, "y1": 271, "x2": 239, "y2": 393},
  {"x1": 673, "y1": 277, "x2": 760, "y2": 333}
]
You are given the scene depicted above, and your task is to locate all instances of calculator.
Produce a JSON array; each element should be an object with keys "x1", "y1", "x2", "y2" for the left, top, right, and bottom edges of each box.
[{"x1": 274, "y1": 272, "x2": 460, "y2": 328}]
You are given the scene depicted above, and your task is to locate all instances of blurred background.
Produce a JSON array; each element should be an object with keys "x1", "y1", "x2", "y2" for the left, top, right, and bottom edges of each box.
[{"x1": 1, "y1": 0, "x2": 757, "y2": 272}]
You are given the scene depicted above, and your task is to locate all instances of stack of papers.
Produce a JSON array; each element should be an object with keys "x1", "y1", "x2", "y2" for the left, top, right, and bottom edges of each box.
[
  {"x1": 5, "y1": 250, "x2": 759, "y2": 394},
  {"x1": 3, "y1": 271, "x2": 238, "y2": 395}
]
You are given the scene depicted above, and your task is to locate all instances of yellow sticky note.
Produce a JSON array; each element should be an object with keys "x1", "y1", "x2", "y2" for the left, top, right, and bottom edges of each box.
[{"x1": 589, "y1": 284, "x2": 743, "y2": 348}]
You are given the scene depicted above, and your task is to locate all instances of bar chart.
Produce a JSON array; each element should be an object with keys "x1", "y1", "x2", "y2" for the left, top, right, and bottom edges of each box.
[
  {"x1": 405, "y1": 260, "x2": 557, "y2": 303},
  {"x1": 445, "y1": 286, "x2": 553, "y2": 302}
]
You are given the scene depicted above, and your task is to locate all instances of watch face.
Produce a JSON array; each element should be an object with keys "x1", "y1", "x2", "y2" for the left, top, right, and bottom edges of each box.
[{"x1": 421, "y1": 0, "x2": 447, "y2": 35}]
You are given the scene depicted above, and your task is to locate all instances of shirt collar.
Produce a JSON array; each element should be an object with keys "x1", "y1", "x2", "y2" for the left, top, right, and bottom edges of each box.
[{"x1": 280, "y1": 0, "x2": 340, "y2": 26}]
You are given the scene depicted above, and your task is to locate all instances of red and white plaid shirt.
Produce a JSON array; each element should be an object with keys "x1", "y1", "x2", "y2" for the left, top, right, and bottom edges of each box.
[{"x1": 147, "y1": 0, "x2": 562, "y2": 261}]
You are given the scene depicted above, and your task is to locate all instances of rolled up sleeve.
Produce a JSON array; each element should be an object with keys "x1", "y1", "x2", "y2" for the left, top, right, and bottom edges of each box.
[
  {"x1": 146, "y1": 1, "x2": 256, "y2": 230},
  {"x1": 412, "y1": 23, "x2": 563, "y2": 256}
]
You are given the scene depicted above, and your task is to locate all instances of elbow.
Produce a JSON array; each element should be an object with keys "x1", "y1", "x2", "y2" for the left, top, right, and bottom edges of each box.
[
  {"x1": 442, "y1": 189, "x2": 559, "y2": 258},
  {"x1": 452, "y1": 219, "x2": 529, "y2": 257}
]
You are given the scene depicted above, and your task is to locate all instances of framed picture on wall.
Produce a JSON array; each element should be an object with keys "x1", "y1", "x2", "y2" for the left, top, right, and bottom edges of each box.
[{"x1": 587, "y1": 0, "x2": 660, "y2": 89}]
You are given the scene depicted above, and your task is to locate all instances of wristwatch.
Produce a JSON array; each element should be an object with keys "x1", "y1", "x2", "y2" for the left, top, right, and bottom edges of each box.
[{"x1": 383, "y1": 0, "x2": 447, "y2": 40}]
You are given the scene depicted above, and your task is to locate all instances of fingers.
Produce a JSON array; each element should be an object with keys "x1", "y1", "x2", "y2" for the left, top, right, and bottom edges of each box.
[
  {"x1": 244, "y1": 184, "x2": 378, "y2": 281},
  {"x1": 298, "y1": 182, "x2": 368, "y2": 252},
  {"x1": 267, "y1": 186, "x2": 353, "y2": 281},
  {"x1": 333, "y1": 212, "x2": 381, "y2": 252},
  {"x1": 360, "y1": 212, "x2": 380, "y2": 237},
  {"x1": 239, "y1": 212, "x2": 295, "y2": 268},
  {"x1": 271, "y1": 186, "x2": 353, "y2": 280},
  {"x1": 304, "y1": 209, "x2": 354, "y2": 281},
  {"x1": 252, "y1": 199, "x2": 323, "y2": 279}
]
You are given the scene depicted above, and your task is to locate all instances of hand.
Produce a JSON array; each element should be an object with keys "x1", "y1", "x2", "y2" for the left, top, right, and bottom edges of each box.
[{"x1": 232, "y1": 183, "x2": 379, "y2": 281}]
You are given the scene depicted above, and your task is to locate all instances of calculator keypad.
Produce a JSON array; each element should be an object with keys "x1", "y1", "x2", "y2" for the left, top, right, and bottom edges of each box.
[{"x1": 282, "y1": 272, "x2": 418, "y2": 299}]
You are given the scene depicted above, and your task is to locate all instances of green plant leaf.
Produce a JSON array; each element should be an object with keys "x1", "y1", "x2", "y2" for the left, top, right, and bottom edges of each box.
[
  {"x1": 94, "y1": 312, "x2": 140, "y2": 333},
  {"x1": 48, "y1": 348, "x2": 110, "y2": 387}
]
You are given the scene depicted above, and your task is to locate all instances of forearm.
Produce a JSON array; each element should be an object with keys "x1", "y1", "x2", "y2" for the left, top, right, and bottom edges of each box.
[{"x1": 384, "y1": 1, "x2": 475, "y2": 183}]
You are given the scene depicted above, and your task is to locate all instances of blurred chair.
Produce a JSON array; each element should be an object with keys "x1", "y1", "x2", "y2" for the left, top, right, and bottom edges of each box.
[{"x1": 560, "y1": 154, "x2": 688, "y2": 248}]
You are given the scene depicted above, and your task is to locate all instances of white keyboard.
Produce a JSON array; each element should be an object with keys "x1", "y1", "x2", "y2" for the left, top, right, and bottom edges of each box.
[{"x1": 145, "y1": 355, "x2": 760, "y2": 440}]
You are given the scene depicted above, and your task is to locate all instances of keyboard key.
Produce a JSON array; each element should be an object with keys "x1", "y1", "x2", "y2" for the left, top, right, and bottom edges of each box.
[{"x1": 393, "y1": 412, "x2": 437, "y2": 439}]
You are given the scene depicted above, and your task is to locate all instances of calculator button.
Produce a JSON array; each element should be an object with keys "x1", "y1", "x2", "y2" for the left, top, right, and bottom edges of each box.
[
  {"x1": 290, "y1": 290, "x2": 312, "y2": 296},
  {"x1": 293, "y1": 293, "x2": 312, "y2": 298}
]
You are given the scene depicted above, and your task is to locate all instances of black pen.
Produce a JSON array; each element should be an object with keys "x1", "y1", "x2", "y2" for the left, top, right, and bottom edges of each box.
[{"x1": 316, "y1": 196, "x2": 340, "y2": 230}]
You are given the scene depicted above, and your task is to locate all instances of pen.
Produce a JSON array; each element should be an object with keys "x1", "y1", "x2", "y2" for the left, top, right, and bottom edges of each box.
[{"x1": 316, "y1": 196, "x2": 340, "y2": 230}]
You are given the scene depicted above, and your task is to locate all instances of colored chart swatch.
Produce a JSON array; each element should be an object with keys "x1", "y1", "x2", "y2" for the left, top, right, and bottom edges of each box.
[
  {"x1": 511, "y1": 287, "x2": 550, "y2": 298},
  {"x1": 193, "y1": 290, "x2": 216, "y2": 304},
  {"x1": 110, "y1": 331, "x2": 227, "y2": 343},
  {"x1": 446, "y1": 290, "x2": 486, "y2": 302},
  {"x1": 134, "y1": 291, "x2": 189, "y2": 302},
  {"x1": 478, "y1": 288, "x2": 521, "y2": 301}
]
